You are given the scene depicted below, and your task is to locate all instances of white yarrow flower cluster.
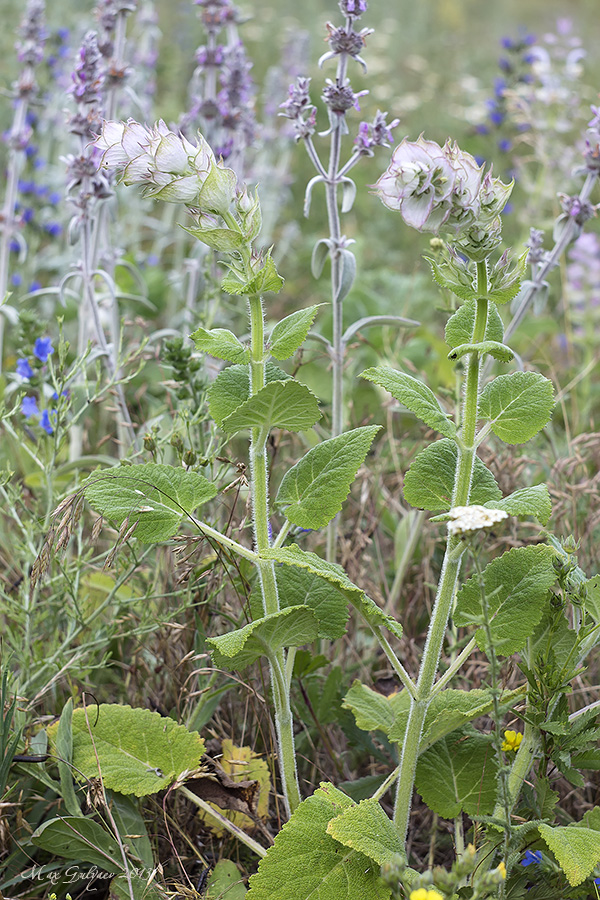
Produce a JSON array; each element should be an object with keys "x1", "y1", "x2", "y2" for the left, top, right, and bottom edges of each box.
[
  {"x1": 93, "y1": 119, "x2": 237, "y2": 210},
  {"x1": 447, "y1": 505, "x2": 509, "y2": 536},
  {"x1": 375, "y1": 135, "x2": 512, "y2": 240}
]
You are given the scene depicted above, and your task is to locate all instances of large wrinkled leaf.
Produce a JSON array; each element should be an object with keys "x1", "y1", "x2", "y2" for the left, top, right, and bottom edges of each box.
[
  {"x1": 538, "y1": 823, "x2": 600, "y2": 887},
  {"x1": 388, "y1": 688, "x2": 523, "y2": 747},
  {"x1": 478, "y1": 371, "x2": 554, "y2": 444},
  {"x1": 275, "y1": 565, "x2": 348, "y2": 640},
  {"x1": 361, "y1": 367, "x2": 456, "y2": 439},
  {"x1": 269, "y1": 305, "x2": 321, "y2": 360},
  {"x1": 47, "y1": 705, "x2": 205, "y2": 797},
  {"x1": 207, "y1": 363, "x2": 291, "y2": 427},
  {"x1": 262, "y1": 546, "x2": 402, "y2": 639},
  {"x1": 327, "y1": 799, "x2": 403, "y2": 865},
  {"x1": 415, "y1": 729, "x2": 498, "y2": 818},
  {"x1": 454, "y1": 545, "x2": 555, "y2": 656},
  {"x1": 190, "y1": 326, "x2": 249, "y2": 364},
  {"x1": 275, "y1": 427, "x2": 380, "y2": 529},
  {"x1": 208, "y1": 607, "x2": 319, "y2": 669},
  {"x1": 221, "y1": 380, "x2": 321, "y2": 435},
  {"x1": 82, "y1": 464, "x2": 216, "y2": 543},
  {"x1": 343, "y1": 681, "x2": 410, "y2": 736},
  {"x1": 484, "y1": 484, "x2": 552, "y2": 525},
  {"x1": 246, "y1": 784, "x2": 390, "y2": 900},
  {"x1": 445, "y1": 300, "x2": 504, "y2": 349},
  {"x1": 403, "y1": 439, "x2": 501, "y2": 512}
]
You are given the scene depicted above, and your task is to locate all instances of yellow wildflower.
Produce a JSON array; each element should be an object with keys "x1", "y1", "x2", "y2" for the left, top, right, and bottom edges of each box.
[
  {"x1": 501, "y1": 730, "x2": 523, "y2": 752},
  {"x1": 497, "y1": 861, "x2": 507, "y2": 879},
  {"x1": 409, "y1": 890, "x2": 444, "y2": 900}
]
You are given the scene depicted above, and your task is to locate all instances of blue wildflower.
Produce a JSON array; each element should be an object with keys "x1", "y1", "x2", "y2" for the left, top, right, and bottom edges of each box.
[
  {"x1": 9, "y1": 239, "x2": 20, "y2": 253},
  {"x1": 17, "y1": 358, "x2": 34, "y2": 379},
  {"x1": 29, "y1": 280, "x2": 42, "y2": 292},
  {"x1": 595, "y1": 877, "x2": 600, "y2": 885},
  {"x1": 33, "y1": 337, "x2": 54, "y2": 362},
  {"x1": 21, "y1": 396, "x2": 39, "y2": 418},
  {"x1": 520, "y1": 850, "x2": 543, "y2": 867},
  {"x1": 40, "y1": 409, "x2": 55, "y2": 435},
  {"x1": 11, "y1": 273, "x2": 22, "y2": 287},
  {"x1": 44, "y1": 222, "x2": 62, "y2": 237}
]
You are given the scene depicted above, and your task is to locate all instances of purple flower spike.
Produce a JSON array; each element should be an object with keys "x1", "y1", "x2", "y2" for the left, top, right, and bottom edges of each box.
[
  {"x1": 520, "y1": 850, "x2": 543, "y2": 867},
  {"x1": 21, "y1": 395, "x2": 39, "y2": 418},
  {"x1": 40, "y1": 409, "x2": 55, "y2": 434},
  {"x1": 17, "y1": 358, "x2": 34, "y2": 379},
  {"x1": 339, "y1": 0, "x2": 367, "y2": 17},
  {"x1": 33, "y1": 336, "x2": 54, "y2": 362}
]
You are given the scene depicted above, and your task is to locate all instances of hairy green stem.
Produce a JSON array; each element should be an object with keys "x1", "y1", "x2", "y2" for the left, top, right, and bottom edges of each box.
[
  {"x1": 247, "y1": 292, "x2": 301, "y2": 816},
  {"x1": 393, "y1": 263, "x2": 489, "y2": 845}
]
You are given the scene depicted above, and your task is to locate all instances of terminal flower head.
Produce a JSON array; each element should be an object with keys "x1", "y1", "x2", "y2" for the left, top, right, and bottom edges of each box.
[
  {"x1": 501, "y1": 729, "x2": 523, "y2": 752},
  {"x1": 409, "y1": 890, "x2": 444, "y2": 900},
  {"x1": 375, "y1": 135, "x2": 511, "y2": 242},
  {"x1": 93, "y1": 119, "x2": 237, "y2": 212},
  {"x1": 447, "y1": 505, "x2": 509, "y2": 536},
  {"x1": 520, "y1": 850, "x2": 543, "y2": 867}
]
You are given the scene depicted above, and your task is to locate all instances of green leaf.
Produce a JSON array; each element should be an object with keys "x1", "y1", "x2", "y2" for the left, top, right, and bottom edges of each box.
[
  {"x1": 269, "y1": 305, "x2": 321, "y2": 360},
  {"x1": 585, "y1": 574, "x2": 600, "y2": 624},
  {"x1": 183, "y1": 225, "x2": 248, "y2": 252},
  {"x1": 484, "y1": 484, "x2": 552, "y2": 525},
  {"x1": 275, "y1": 427, "x2": 380, "y2": 529},
  {"x1": 445, "y1": 299, "x2": 504, "y2": 349},
  {"x1": 388, "y1": 687, "x2": 523, "y2": 748},
  {"x1": 56, "y1": 698, "x2": 83, "y2": 817},
  {"x1": 190, "y1": 326, "x2": 249, "y2": 364},
  {"x1": 83, "y1": 464, "x2": 217, "y2": 543},
  {"x1": 207, "y1": 362, "x2": 291, "y2": 427},
  {"x1": 336, "y1": 248, "x2": 356, "y2": 304},
  {"x1": 262, "y1": 546, "x2": 402, "y2": 639},
  {"x1": 415, "y1": 729, "x2": 498, "y2": 818},
  {"x1": 207, "y1": 860, "x2": 247, "y2": 899},
  {"x1": 538, "y1": 823, "x2": 600, "y2": 887},
  {"x1": 107, "y1": 790, "x2": 154, "y2": 869},
  {"x1": 360, "y1": 367, "x2": 456, "y2": 439},
  {"x1": 454, "y1": 545, "x2": 555, "y2": 656},
  {"x1": 478, "y1": 371, "x2": 555, "y2": 444},
  {"x1": 447, "y1": 341, "x2": 514, "y2": 363},
  {"x1": 327, "y1": 798, "x2": 403, "y2": 865},
  {"x1": 403, "y1": 439, "x2": 501, "y2": 512},
  {"x1": 48, "y1": 705, "x2": 205, "y2": 797},
  {"x1": 221, "y1": 380, "x2": 321, "y2": 435},
  {"x1": 208, "y1": 607, "x2": 319, "y2": 669},
  {"x1": 31, "y1": 816, "x2": 123, "y2": 872},
  {"x1": 246, "y1": 783, "x2": 391, "y2": 900},
  {"x1": 275, "y1": 565, "x2": 349, "y2": 640},
  {"x1": 311, "y1": 238, "x2": 331, "y2": 279},
  {"x1": 343, "y1": 681, "x2": 410, "y2": 737}
]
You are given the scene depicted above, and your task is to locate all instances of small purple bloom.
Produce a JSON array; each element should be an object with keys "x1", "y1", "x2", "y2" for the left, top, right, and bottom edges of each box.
[
  {"x1": 49, "y1": 191, "x2": 62, "y2": 205},
  {"x1": 17, "y1": 358, "x2": 34, "y2": 379},
  {"x1": 9, "y1": 239, "x2": 20, "y2": 253},
  {"x1": 29, "y1": 280, "x2": 42, "y2": 292},
  {"x1": 40, "y1": 409, "x2": 55, "y2": 434},
  {"x1": 21, "y1": 395, "x2": 39, "y2": 418},
  {"x1": 520, "y1": 850, "x2": 543, "y2": 867},
  {"x1": 22, "y1": 207, "x2": 35, "y2": 224},
  {"x1": 498, "y1": 138, "x2": 512, "y2": 152},
  {"x1": 11, "y1": 273, "x2": 22, "y2": 287},
  {"x1": 44, "y1": 222, "x2": 62, "y2": 237},
  {"x1": 33, "y1": 336, "x2": 54, "y2": 362},
  {"x1": 594, "y1": 876, "x2": 600, "y2": 885}
]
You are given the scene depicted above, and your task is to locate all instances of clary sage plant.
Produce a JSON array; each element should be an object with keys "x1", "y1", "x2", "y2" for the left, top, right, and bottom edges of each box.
[{"x1": 33, "y1": 110, "x2": 600, "y2": 900}]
